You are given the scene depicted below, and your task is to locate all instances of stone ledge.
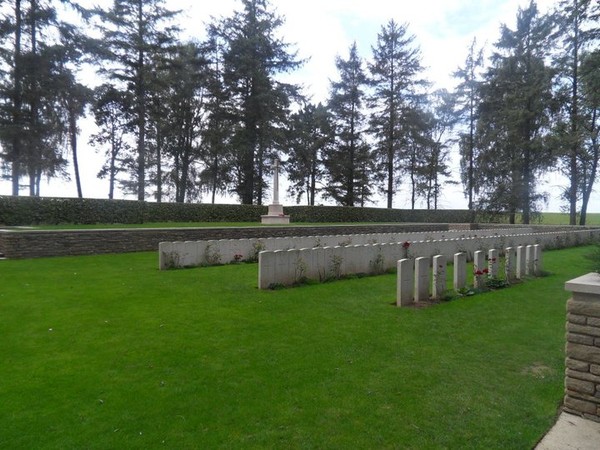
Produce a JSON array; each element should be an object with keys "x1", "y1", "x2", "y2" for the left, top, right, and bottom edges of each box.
[
  {"x1": 567, "y1": 368, "x2": 600, "y2": 384},
  {"x1": 564, "y1": 396, "x2": 599, "y2": 415},
  {"x1": 566, "y1": 389, "x2": 600, "y2": 406},
  {"x1": 568, "y1": 323, "x2": 600, "y2": 338},
  {"x1": 569, "y1": 313, "x2": 589, "y2": 325},
  {"x1": 568, "y1": 333, "x2": 596, "y2": 346},
  {"x1": 568, "y1": 299, "x2": 600, "y2": 319},
  {"x1": 567, "y1": 358, "x2": 590, "y2": 372},
  {"x1": 567, "y1": 342, "x2": 600, "y2": 365}
]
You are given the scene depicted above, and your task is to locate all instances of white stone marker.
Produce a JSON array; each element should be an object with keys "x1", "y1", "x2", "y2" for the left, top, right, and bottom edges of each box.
[
  {"x1": 414, "y1": 257, "x2": 430, "y2": 302},
  {"x1": 397, "y1": 258, "x2": 414, "y2": 307},
  {"x1": 488, "y1": 249, "x2": 499, "y2": 278},
  {"x1": 533, "y1": 244, "x2": 543, "y2": 276},
  {"x1": 526, "y1": 245, "x2": 534, "y2": 276},
  {"x1": 432, "y1": 255, "x2": 446, "y2": 300},
  {"x1": 473, "y1": 250, "x2": 486, "y2": 289},
  {"x1": 516, "y1": 245, "x2": 526, "y2": 279},
  {"x1": 454, "y1": 252, "x2": 466, "y2": 292},
  {"x1": 504, "y1": 247, "x2": 516, "y2": 282}
]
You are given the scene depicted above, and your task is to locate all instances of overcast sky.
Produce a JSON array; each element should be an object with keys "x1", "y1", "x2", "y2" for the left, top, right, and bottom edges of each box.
[{"x1": 2, "y1": 0, "x2": 589, "y2": 213}]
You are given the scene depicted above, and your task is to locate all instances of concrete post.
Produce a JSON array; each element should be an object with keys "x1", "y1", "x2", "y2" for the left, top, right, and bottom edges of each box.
[{"x1": 563, "y1": 273, "x2": 600, "y2": 422}]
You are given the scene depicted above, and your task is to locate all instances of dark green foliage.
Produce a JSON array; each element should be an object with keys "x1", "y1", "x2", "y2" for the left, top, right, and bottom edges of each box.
[
  {"x1": 0, "y1": 195, "x2": 475, "y2": 225},
  {"x1": 324, "y1": 42, "x2": 372, "y2": 207},
  {"x1": 475, "y1": 2, "x2": 556, "y2": 224}
]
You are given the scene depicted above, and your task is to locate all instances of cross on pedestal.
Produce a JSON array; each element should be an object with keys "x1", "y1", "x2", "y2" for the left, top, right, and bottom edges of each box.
[{"x1": 261, "y1": 156, "x2": 290, "y2": 224}]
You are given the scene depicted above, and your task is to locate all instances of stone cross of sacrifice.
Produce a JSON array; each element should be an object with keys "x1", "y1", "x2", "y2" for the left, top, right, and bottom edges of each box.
[{"x1": 273, "y1": 157, "x2": 281, "y2": 205}]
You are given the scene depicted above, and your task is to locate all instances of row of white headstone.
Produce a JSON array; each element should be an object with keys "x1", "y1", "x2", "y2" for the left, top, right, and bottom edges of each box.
[{"x1": 396, "y1": 244, "x2": 543, "y2": 307}]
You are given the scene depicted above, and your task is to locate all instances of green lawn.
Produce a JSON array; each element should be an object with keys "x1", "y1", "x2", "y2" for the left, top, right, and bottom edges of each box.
[{"x1": 0, "y1": 246, "x2": 595, "y2": 449}]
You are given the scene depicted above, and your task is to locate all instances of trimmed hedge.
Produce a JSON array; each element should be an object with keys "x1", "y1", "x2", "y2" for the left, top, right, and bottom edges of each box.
[{"x1": 0, "y1": 196, "x2": 474, "y2": 226}]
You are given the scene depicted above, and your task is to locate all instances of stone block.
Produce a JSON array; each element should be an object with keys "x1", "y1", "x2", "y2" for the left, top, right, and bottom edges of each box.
[
  {"x1": 566, "y1": 358, "x2": 590, "y2": 372},
  {"x1": 567, "y1": 342, "x2": 600, "y2": 365},
  {"x1": 432, "y1": 255, "x2": 446, "y2": 300},
  {"x1": 589, "y1": 317, "x2": 600, "y2": 327},
  {"x1": 568, "y1": 299, "x2": 600, "y2": 319},
  {"x1": 415, "y1": 257, "x2": 430, "y2": 302},
  {"x1": 568, "y1": 323, "x2": 600, "y2": 338},
  {"x1": 592, "y1": 365, "x2": 600, "y2": 376},
  {"x1": 454, "y1": 252, "x2": 466, "y2": 292},
  {"x1": 566, "y1": 376, "x2": 596, "y2": 395},
  {"x1": 397, "y1": 259, "x2": 414, "y2": 307},
  {"x1": 568, "y1": 333, "x2": 596, "y2": 346},
  {"x1": 564, "y1": 395, "x2": 598, "y2": 415},
  {"x1": 567, "y1": 368, "x2": 600, "y2": 384},
  {"x1": 569, "y1": 313, "x2": 588, "y2": 325}
]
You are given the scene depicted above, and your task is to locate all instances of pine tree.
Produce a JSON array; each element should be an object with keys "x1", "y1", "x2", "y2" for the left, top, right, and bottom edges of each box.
[
  {"x1": 368, "y1": 19, "x2": 426, "y2": 208},
  {"x1": 324, "y1": 42, "x2": 373, "y2": 207},
  {"x1": 285, "y1": 102, "x2": 332, "y2": 205},
  {"x1": 93, "y1": 0, "x2": 180, "y2": 201},
  {"x1": 475, "y1": 1, "x2": 556, "y2": 224},
  {"x1": 214, "y1": 0, "x2": 302, "y2": 205},
  {"x1": 453, "y1": 38, "x2": 484, "y2": 213},
  {"x1": 551, "y1": 0, "x2": 599, "y2": 224}
]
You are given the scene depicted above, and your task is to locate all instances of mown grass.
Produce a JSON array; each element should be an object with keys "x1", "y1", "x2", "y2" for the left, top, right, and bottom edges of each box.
[{"x1": 0, "y1": 246, "x2": 595, "y2": 448}]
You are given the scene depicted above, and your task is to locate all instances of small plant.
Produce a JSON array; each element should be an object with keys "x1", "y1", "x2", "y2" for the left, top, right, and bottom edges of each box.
[
  {"x1": 233, "y1": 253, "x2": 244, "y2": 263},
  {"x1": 204, "y1": 243, "x2": 222, "y2": 265},
  {"x1": 585, "y1": 244, "x2": 600, "y2": 273},
  {"x1": 401, "y1": 241, "x2": 411, "y2": 258},
  {"x1": 369, "y1": 248, "x2": 385, "y2": 274},
  {"x1": 248, "y1": 241, "x2": 266, "y2": 262},
  {"x1": 486, "y1": 277, "x2": 509, "y2": 290},
  {"x1": 456, "y1": 287, "x2": 476, "y2": 297},
  {"x1": 329, "y1": 254, "x2": 343, "y2": 280},
  {"x1": 294, "y1": 256, "x2": 308, "y2": 284},
  {"x1": 338, "y1": 237, "x2": 352, "y2": 247}
]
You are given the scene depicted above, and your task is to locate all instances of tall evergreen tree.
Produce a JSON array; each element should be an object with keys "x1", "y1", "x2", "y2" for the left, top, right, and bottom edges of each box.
[
  {"x1": 0, "y1": 0, "x2": 84, "y2": 196},
  {"x1": 324, "y1": 42, "x2": 373, "y2": 207},
  {"x1": 215, "y1": 0, "x2": 302, "y2": 205},
  {"x1": 368, "y1": 19, "x2": 426, "y2": 208},
  {"x1": 285, "y1": 102, "x2": 332, "y2": 205},
  {"x1": 551, "y1": 0, "x2": 599, "y2": 224},
  {"x1": 453, "y1": 38, "x2": 484, "y2": 213},
  {"x1": 89, "y1": 83, "x2": 132, "y2": 200},
  {"x1": 475, "y1": 1, "x2": 556, "y2": 224},
  {"x1": 93, "y1": 0, "x2": 180, "y2": 201}
]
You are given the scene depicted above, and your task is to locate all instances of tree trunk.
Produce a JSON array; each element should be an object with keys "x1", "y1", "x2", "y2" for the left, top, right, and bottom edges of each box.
[
  {"x1": 70, "y1": 105, "x2": 83, "y2": 198},
  {"x1": 11, "y1": 0, "x2": 23, "y2": 196}
]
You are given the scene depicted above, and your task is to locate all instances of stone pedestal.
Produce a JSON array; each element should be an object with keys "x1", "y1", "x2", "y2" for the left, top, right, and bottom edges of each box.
[
  {"x1": 261, "y1": 204, "x2": 290, "y2": 225},
  {"x1": 564, "y1": 273, "x2": 600, "y2": 422}
]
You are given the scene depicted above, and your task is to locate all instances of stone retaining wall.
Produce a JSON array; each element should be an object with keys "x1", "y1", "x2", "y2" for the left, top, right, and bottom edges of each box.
[
  {"x1": 158, "y1": 228, "x2": 533, "y2": 270},
  {"x1": 564, "y1": 273, "x2": 600, "y2": 422},
  {"x1": 258, "y1": 229, "x2": 600, "y2": 289},
  {"x1": 0, "y1": 223, "x2": 448, "y2": 259}
]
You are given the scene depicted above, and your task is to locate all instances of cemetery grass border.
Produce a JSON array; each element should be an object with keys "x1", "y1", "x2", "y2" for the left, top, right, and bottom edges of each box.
[{"x1": 0, "y1": 246, "x2": 595, "y2": 448}]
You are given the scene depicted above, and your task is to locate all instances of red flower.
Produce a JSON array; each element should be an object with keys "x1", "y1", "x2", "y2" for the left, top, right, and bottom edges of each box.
[
  {"x1": 483, "y1": 268, "x2": 489, "y2": 274},
  {"x1": 402, "y1": 241, "x2": 411, "y2": 249},
  {"x1": 475, "y1": 269, "x2": 483, "y2": 276}
]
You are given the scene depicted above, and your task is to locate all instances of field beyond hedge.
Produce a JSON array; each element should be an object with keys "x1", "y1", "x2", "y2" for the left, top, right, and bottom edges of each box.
[{"x1": 0, "y1": 246, "x2": 596, "y2": 448}]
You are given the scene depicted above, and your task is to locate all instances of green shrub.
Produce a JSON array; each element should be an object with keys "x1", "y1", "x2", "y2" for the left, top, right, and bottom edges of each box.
[{"x1": 0, "y1": 196, "x2": 474, "y2": 226}]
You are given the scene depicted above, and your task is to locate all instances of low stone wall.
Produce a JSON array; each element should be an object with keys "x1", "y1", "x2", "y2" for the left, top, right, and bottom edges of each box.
[
  {"x1": 0, "y1": 223, "x2": 449, "y2": 259},
  {"x1": 158, "y1": 228, "x2": 533, "y2": 270},
  {"x1": 564, "y1": 273, "x2": 600, "y2": 422},
  {"x1": 258, "y1": 229, "x2": 600, "y2": 289}
]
